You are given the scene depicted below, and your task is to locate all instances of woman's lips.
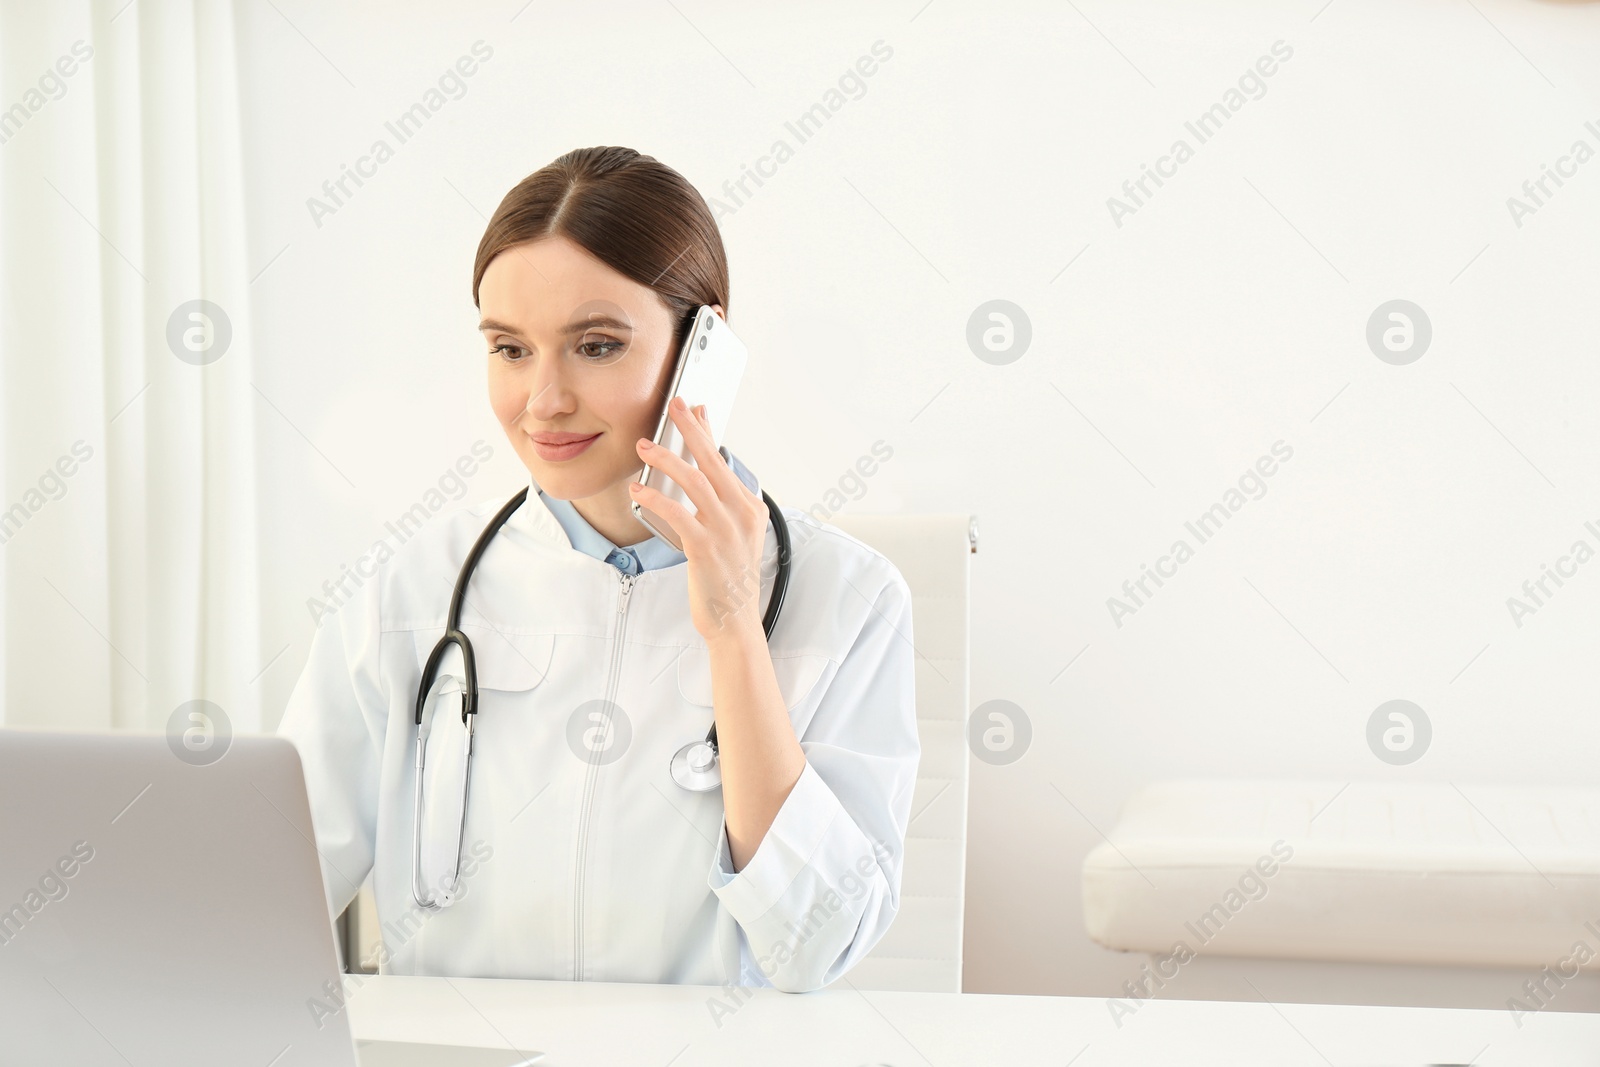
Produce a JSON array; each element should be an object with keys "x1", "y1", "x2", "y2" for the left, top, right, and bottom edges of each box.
[{"x1": 531, "y1": 432, "x2": 601, "y2": 462}]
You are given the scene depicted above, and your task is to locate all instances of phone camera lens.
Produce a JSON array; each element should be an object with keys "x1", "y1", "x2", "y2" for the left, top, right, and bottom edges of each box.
[{"x1": 698, "y1": 336, "x2": 707, "y2": 350}]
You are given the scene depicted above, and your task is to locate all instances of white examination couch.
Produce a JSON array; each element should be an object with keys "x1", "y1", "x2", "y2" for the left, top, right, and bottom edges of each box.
[{"x1": 1083, "y1": 779, "x2": 1600, "y2": 1011}]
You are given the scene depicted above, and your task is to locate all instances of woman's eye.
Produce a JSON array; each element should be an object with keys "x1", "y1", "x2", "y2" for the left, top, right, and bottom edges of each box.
[
  {"x1": 492, "y1": 339, "x2": 622, "y2": 364},
  {"x1": 578, "y1": 339, "x2": 624, "y2": 361}
]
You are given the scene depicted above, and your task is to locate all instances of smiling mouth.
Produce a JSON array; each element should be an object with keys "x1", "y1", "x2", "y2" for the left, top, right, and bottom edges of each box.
[
  {"x1": 529, "y1": 432, "x2": 601, "y2": 461},
  {"x1": 531, "y1": 432, "x2": 600, "y2": 445}
]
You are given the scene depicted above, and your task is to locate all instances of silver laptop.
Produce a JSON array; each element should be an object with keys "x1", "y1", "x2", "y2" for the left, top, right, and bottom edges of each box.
[{"x1": 0, "y1": 728, "x2": 542, "y2": 1066}]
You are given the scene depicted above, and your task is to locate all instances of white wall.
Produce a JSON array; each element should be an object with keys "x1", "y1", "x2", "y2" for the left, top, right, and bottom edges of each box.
[{"x1": 236, "y1": 0, "x2": 1600, "y2": 997}]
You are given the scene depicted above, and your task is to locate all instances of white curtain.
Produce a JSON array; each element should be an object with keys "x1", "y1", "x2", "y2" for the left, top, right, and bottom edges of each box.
[{"x1": 1, "y1": 0, "x2": 261, "y2": 736}]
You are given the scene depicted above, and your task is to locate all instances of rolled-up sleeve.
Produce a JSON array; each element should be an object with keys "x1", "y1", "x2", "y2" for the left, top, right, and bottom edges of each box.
[
  {"x1": 706, "y1": 568, "x2": 920, "y2": 993},
  {"x1": 276, "y1": 568, "x2": 387, "y2": 926}
]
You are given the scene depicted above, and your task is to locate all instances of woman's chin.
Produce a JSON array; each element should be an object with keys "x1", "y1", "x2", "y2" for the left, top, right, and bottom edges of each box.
[{"x1": 526, "y1": 463, "x2": 614, "y2": 502}]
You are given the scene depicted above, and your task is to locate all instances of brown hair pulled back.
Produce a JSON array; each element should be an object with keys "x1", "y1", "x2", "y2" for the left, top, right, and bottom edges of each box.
[{"x1": 473, "y1": 146, "x2": 728, "y2": 353}]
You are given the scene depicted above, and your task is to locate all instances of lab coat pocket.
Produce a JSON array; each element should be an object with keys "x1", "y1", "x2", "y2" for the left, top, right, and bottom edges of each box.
[
  {"x1": 410, "y1": 625, "x2": 555, "y2": 694},
  {"x1": 675, "y1": 645, "x2": 832, "y2": 719}
]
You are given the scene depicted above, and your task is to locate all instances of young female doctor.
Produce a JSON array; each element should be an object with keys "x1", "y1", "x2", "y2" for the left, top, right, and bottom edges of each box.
[{"x1": 278, "y1": 146, "x2": 920, "y2": 994}]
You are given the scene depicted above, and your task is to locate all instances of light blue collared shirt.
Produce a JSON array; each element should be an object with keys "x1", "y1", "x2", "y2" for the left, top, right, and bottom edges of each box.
[{"x1": 539, "y1": 447, "x2": 761, "y2": 575}]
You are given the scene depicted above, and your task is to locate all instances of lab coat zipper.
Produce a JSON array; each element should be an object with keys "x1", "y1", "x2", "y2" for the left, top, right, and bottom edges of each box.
[{"x1": 575, "y1": 569, "x2": 634, "y2": 981}]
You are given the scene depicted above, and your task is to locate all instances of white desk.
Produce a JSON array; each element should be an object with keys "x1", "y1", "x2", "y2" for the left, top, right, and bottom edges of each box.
[{"x1": 345, "y1": 974, "x2": 1599, "y2": 1065}]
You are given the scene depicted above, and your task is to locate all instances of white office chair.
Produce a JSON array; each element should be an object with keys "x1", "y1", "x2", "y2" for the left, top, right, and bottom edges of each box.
[
  {"x1": 340, "y1": 512, "x2": 977, "y2": 994},
  {"x1": 827, "y1": 511, "x2": 975, "y2": 993}
]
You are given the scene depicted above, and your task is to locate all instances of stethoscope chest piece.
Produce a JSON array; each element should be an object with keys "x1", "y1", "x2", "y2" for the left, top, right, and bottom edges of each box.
[{"x1": 669, "y1": 739, "x2": 722, "y2": 792}]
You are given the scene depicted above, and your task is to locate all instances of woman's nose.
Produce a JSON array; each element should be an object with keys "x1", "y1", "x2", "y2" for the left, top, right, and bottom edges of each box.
[
  {"x1": 522, "y1": 384, "x2": 558, "y2": 420},
  {"x1": 521, "y1": 362, "x2": 573, "y2": 421}
]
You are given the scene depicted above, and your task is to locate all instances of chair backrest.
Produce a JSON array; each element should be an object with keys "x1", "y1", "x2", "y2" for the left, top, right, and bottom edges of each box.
[{"x1": 824, "y1": 511, "x2": 974, "y2": 992}]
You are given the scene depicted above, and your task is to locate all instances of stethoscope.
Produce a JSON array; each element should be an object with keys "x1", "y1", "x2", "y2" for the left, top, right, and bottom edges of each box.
[{"x1": 411, "y1": 481, "x2": 792, "y2": 909}]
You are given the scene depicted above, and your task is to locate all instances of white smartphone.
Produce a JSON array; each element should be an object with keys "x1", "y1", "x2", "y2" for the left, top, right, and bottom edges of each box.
[{"x1": 631, "y1": 305, "x2": 749, "y2": 550}]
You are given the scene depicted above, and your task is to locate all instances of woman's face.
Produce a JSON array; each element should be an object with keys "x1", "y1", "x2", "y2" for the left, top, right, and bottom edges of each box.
[{"x1": 479, "y1": 235, "x2": 694, "y2": 502}]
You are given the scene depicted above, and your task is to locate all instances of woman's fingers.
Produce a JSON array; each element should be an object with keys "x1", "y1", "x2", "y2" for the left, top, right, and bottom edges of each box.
[
  {"x1": 663, "y1": 397, "x2": 746, "y2": 503},
  {"x1": 636, "y1": 423, "x2": 718, "y2": 520},
  {"x1": 628, "y1": 478, "x2": 700, "y2": 547},
  {"x1": 635, "y1": 399, "x2": 743, "y2": 521}
]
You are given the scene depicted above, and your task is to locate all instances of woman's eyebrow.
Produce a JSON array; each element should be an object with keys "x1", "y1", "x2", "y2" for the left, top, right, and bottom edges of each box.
[{"x1": 477, "y1": 315, "x2": 634, "y2": 335}]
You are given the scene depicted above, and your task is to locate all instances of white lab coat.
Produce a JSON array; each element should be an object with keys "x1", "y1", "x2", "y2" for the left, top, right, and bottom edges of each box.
[{"x1": 277, "y1": 475, "x2": 919, "y2": 993}]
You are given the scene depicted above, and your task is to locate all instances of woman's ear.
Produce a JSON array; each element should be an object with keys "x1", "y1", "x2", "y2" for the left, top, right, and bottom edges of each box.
[{"x1": 710, "y1": 303, "x2": 725, "y2": 321}]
